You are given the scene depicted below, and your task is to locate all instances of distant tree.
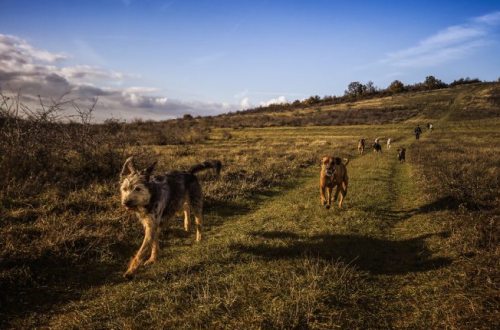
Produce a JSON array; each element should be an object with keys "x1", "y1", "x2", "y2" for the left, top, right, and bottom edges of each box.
[
  {"x1": 388, "y1": 80, "x2": 406, "y2": 94},
  {"x1": 305, "y1": 95, "x2": 321, "y2": 105},
  {"x1": 345, "y1": 81, "x2": 366, "y2": 97},
  {"x1": 183, "y1": 114, "x2": 194, "y2": 120},
  {"x1": 424, "y1": 75, "x2": 447, "y2": 90},
  {"x1": 364, "y1": 81, "x2": 377, "y2": 94},
  {"x1": 450, "y1": 77, "x2": 481, "y2": 87},
  {"x1": 323, "y1": 95, "x2": 334, "y2": 102}
]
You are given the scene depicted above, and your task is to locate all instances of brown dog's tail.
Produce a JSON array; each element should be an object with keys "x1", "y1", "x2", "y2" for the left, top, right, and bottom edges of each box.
[{"x1": 189, "y1": 160, "x2": 222, "y2": 176}]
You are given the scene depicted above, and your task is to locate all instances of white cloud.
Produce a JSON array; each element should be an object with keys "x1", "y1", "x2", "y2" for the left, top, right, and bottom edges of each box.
[
  {"x1": 0, "y1": 34, "x2": 67, "y2": 63},
  {"x1": 240, "y1": 97, "x2": 251, "y2": 109},
  {"x1": 0, "y1": 33, "x2": 239, "y2": 121},
  {"x1": 123, "y1": 86, "x2": 160, "y2": 94},
  {"x1": 260, "y1": 95, "x2": 288, "y2": 106},
  {"x1": 60, "y1": 65, "x2": 125, "y2": 83},
  {"x1": 381, "y1": 11, "x2": 500, "y2": 68},
  {"x1": 473, "y1": 11, "x2": 500, "y2": 25}
]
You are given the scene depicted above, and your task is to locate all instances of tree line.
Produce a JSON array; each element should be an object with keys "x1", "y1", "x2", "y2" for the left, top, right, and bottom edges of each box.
[{"x1": 234, "y1": 76, "x2": 484, "y2": 115}]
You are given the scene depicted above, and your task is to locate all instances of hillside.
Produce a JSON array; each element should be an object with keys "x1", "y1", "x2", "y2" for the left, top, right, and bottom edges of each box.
[
  {"x1": 199, "y1": 82, "x2": 500, "y2": 127},
  {"x1": 0, "y1": 83, "x2": 499, "y2": 328}
]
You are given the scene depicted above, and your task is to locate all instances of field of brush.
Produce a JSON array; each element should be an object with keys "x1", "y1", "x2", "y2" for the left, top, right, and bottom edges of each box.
[{"x1": 1, "y1": 83, "x2": 498, "y2": 328}]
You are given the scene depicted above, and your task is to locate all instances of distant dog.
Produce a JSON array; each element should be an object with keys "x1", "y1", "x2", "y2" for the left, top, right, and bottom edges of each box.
[
  {"x1": 320, "y1": 156, "x2": 349, "y2": 209},
  {"x1": 373, "y1": 142, "x2": 382, "y2": 153},
  {"x1": 397, "y1": 148, "x2": 406, "y2": 163},
  {"x1": 119, "y1": 157, "x2": 221, "y2": 278},
  {"x1": 357, "y1": 139, "x2": 366, "y2": 154},
  {"x1": 387, "y1": 138, "x2": 392, "y2": 149}
]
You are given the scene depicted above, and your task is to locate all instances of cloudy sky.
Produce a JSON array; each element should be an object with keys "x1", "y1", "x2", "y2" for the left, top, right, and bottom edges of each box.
[{"x1": 1, "y1": 0, "x2": 499, "y2": 121}]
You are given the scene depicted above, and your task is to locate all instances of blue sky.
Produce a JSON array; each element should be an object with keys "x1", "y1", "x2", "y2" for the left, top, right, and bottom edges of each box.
[{"x1": 1, "y1": 0, "x2": 499, "y2": 120}]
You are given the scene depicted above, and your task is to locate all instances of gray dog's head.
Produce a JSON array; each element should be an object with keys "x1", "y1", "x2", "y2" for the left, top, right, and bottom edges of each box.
[{"x1": 119, "y1": 157, "x2": 157, "y2": 210}]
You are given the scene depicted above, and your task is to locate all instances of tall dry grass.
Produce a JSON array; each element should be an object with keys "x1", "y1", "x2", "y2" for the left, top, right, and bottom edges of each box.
[
  {"x1": 411, "y1": 126, "x2": 499, "y2": 327},
  {"x1": 0, "y1": 96, "x2": 334, "y2": 327}
]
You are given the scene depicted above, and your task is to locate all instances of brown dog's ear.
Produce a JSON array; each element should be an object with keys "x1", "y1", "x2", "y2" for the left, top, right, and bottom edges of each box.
[
  {"x1": 141, "y1": 161, "x2": 157, "y2": 179},
  {"x1": 120, "y1": 157, "x2": 136, "y2": 179},
  {"x1": 321, "y1": 156, "x2": 329, "y2": 164}
]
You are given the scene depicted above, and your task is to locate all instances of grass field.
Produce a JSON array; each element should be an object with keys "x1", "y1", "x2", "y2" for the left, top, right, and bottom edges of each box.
[{"x1": 1, "y1": 84, "x2": 499, "y2": 328}]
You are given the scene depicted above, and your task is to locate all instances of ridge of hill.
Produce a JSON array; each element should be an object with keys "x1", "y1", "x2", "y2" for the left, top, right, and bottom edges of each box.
[{"x1": 197, "y1": 82, "x2": 499, "y2": 128}]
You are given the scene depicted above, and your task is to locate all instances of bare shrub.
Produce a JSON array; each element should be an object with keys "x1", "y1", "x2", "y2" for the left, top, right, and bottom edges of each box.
[{"x1": 0, "y1": 93, "x2": 126, "y2": 197}]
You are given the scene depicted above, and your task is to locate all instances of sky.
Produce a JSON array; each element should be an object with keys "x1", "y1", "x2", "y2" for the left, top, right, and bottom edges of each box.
[{"x1": 1, "y1": 0, "x2": 499, "y2": 121}]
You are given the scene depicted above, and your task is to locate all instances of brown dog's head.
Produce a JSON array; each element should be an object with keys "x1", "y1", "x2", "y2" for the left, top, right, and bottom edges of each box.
[
  {"x1": 119, "y1": 157, "x2": 157, "y2": 210},
  {"x1": 321, "y1": 156, "x2": 336, "y2": 177}
]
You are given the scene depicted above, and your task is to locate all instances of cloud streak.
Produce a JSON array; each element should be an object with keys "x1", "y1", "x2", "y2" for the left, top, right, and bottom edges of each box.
[
  {"x1": 382, "y1": 11, "x2": 500, "y2": 68},
  {"x1": 0, "y1": 34, "x2": 237, "y2": 121}
]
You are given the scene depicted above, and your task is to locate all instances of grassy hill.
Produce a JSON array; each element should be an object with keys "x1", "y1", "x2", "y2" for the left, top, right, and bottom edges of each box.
[
  {"x1": 200, "y1": 82, "x2": 500, "y2": 127},
  {"x1": 0, "y1": 83, "x2": 498, "y2": 328}
]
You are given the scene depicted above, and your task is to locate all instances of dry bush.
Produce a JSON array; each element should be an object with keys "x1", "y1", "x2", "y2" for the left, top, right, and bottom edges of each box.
[
  {"x1": 0, "y1": 94, "x2": 127, "y2": 197},
  {"x1": 0, "y1": 94, "x2": 133, "y2": 319}
]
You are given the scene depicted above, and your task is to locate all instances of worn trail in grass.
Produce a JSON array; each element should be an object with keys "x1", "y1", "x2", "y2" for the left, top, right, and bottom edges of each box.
[{"x1": 40, "y1": 138, "x2": 454, "y2": 328}]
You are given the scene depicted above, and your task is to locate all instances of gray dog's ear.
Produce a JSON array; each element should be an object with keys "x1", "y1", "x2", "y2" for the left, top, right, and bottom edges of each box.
[
  {"x1": 142, "y1": 161, "x2": 157, "y2": 179},
  {"x1": 120, "y1": 156, "x2": 136, "y2": 179}
]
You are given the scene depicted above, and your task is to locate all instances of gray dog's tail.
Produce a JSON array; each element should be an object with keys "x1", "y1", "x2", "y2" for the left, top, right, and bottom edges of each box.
[{"x1": 189, "y1": 160, "x2": 222, "y2": 176}]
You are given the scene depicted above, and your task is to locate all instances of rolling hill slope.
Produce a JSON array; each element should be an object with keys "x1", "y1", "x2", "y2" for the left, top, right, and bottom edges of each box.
[{"x1": 200, "y1": 82, "x2": 500, "y2": 127}]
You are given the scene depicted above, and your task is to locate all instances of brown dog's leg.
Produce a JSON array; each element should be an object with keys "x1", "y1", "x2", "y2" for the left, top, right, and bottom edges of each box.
[
  {"x1": 193, "y1": 209, "x2": 203, "y2": 242},
  {"x1": 339, "y1": 177, "x2": 348, "y2": 208},
  {"x1": 144, "y1": 228, "x2": 161, "y2": 266},
  {"x1": 320, "y1": 185, "x2": 327, "y2": 206},
  {"x1": 334, "y1": 185, "x2": 340, "y2": 205},
  {"x1": 338, "y1": 187, "x2": 345, "y2": 208},
  {"x1": 326, "y1": 186, "x2": 333, "y2": 209},
  {"x1": 124, "y1": 218, "x2": 156, "y2": 277},
  {"x1": 183, "y1": 202, "x2": 190, "y2": 232}
]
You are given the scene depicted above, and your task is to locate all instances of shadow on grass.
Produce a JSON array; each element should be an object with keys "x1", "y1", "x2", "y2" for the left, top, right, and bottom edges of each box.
[
  {"x1": 0, "y1": 240, "x2": 135, "y2": 327},
  {"x1": 202, "y1": 175, "x2": 309, "y2": 227},
  {"x1": 414, "y1": 195, "x2": 462, "y2": 213},
  {"x1": 357, "y1": 195, "x2": 465, "y2": 226},
  {"x1": 236, "y1": 231, "x2": 451, "y2": 275}
]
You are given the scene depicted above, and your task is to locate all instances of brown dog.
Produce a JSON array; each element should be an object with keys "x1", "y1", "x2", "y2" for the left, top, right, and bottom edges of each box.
[
  {"x1": 357, "y1": 139, "x2": 365, "y2": 154},
  {"x1": 320, "y1": 156, "x2": 349, "y2": 209}
]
